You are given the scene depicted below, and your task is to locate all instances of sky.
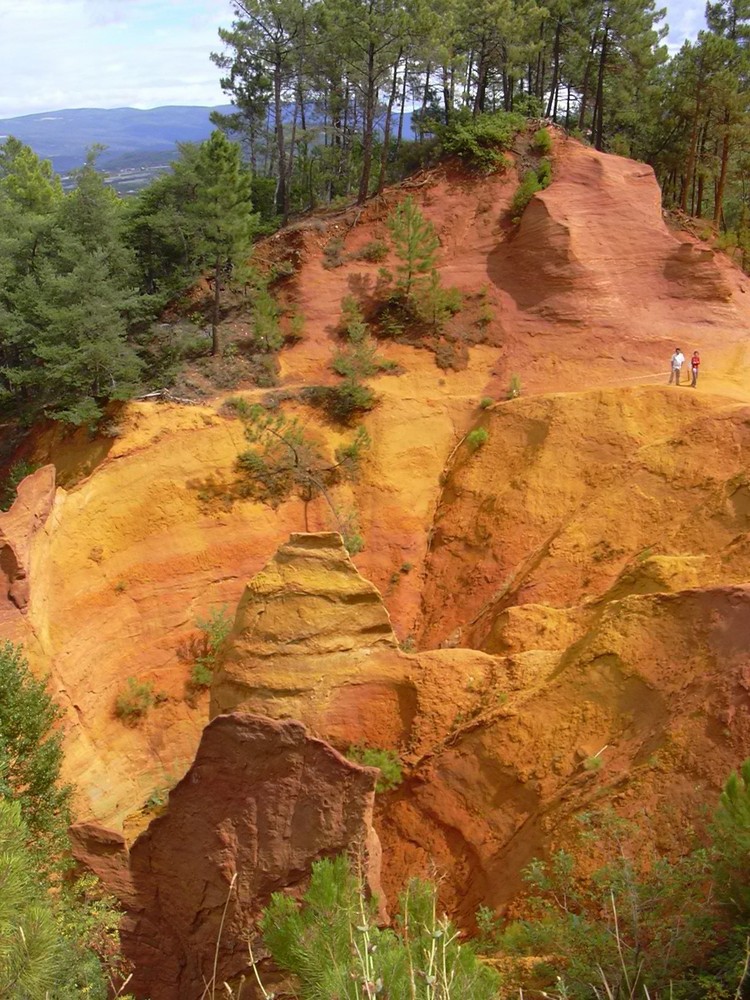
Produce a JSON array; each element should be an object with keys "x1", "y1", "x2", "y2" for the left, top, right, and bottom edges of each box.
[{"x1": 0, "y1": 0, "x2": 707, "y2": 121}]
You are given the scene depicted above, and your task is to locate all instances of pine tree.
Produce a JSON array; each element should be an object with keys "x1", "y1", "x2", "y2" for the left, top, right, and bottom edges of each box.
[
  {"x1": 259, "y1": 855, "x2": 501, "y2": 999},
  {"x1": 0, "y1": 642, "x2": 70, "y2": 855},
  {"x1": 0, "y1": 799, "x2": 60, "y2": 999},
  {"x1": 189, "y1": 131, "x2": 257, "y2": 355},
  {"x1": 387, "y1": 195, "x2": 440, "y2": 302}
]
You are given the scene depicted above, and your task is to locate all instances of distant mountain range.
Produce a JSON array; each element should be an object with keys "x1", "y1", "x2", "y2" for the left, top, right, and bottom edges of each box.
[
  {"x1": 0, "y1": 104, "x2": 416, "y2": 195},
  {"x1": 0, "y1": 105, "x2": 232, "y2": 174}
]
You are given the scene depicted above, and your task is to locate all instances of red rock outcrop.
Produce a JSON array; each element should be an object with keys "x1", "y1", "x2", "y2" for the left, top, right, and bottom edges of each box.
[
  {"x1": 104, "y1": 714, "x2": 381, "y2": 1000},
  {"x1": 491, "y1": 140, "x2": 736, "y2": 327},
  {"x1": 0, "y1": 464, "x2": 55, "y2": 628}
]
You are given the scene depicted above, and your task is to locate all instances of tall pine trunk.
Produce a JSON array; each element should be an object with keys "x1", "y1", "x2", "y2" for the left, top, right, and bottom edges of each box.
[
  {"x1": 273, "y1": 50, "x2": 288, "y2": 222},
  {"x1": 212, "y1": 258, "x2": 222, "y2": 357},
  {"x1": 420, "y1": 63, "x2": 432, "y2": 138},
  {"x1": 578, "y1": 25, "x2": 601, "y2": 131},
  {"x1": 378, "y1": 50, "x2": 402, "y2": 195},
  {"x1": 546, "y1": 18, "x2": 562, "y2": 119},
  {"x1": 357, "y1": 42, "x2": 377, "y2": 204},
  {"x1": 681, "y1": 89, "x2": 703, "y2": 212},
  {"x1": 592, "y1": 17, "x2": 609, "y2": 150},
  {"x1": 714, "y1": 111, "x2": 731, "y2": 226},
  {"x1": 396, "y1": 56, "x2": 409, "y2": 150}
]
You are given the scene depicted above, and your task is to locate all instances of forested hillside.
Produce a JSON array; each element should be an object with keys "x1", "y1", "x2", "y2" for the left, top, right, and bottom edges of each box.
[
  {"x1": 1, "y1": 0, "x2": 749, "y2": 427},
  {"x1": 211, "y1": 0, "x2": 750, "y2": 238}
]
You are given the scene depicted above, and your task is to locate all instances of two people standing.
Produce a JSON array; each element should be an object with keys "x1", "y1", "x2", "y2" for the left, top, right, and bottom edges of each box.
[{"x1": 669, "y1": 348, "x2": 700, "y2": 387}]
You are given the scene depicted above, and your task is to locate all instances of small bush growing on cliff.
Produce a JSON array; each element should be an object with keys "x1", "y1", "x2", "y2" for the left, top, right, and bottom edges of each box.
[
  {"x1": 510, "y1": 160, "x2": 553, "y2": 221},
  {"x1": 190, "y1": 605, "x2": 232, "y2": 688},
  {"x1": 346, "y1": 746, "x2": 403, "y2": 792},
  {"x1": 355, "y1": 239, "x2": 389, "y2": 262},
  {"x1": 259, "y1": 855, "x2": 501, "y2": 999},
  {"x1": 115, "y1": 677, "x2": 155, "y2": 722},
  {"x1": 532, "y1": 127, "x2": 553, "y2": 154},
  {"x1": 467, "y1": 428, "x2": 489, "y2": 451},
  {"x1": 230, "y1": 398, "x2": 370, "y2": 545}
]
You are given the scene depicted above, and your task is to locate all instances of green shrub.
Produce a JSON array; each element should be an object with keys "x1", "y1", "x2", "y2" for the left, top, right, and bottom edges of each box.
[
  {"x1": 511, "y1": 160, "x2": 553, "y2": 220},
  {"x1": 285, "y1": 310, "x2": 305, "y2": 342},
  {"x1": 190, "y1": 605, "x2": 232, "y2": 689},
  {"x1": 0, "y1": 641, "x2": 69, "y2": 851},
  {"x1": 583, "y1": 755, "x2": 603, "y2": 771},
  {"x1": 115, "y1": 677, "x2": 155, "y2": 721},
  {"x1": 356, "y1": 239, "x2": 388, "y2": 262},
  {"x1": 466, "y1": 428, "x2": 489, "y2": 451},
  {"x1": 537, "y1": 157, "x2": 552, "y2": 188},
  {"x1": 260, "y1": 856, "x2": 501, "y2": 1000},
  {"x1": 479, "y1": 396, "x2": 494, "y2": 409},
  {"x1": 508, "y1": 373, "x2": 522, "y2": 399},
  {"x1": 532, "y1": 127, "x2": 553, "y2": 154},
  {"x1": 496, "y1": 811, "x2": 729, "y2": 1000},
  {"x1": 346, "y1": 746, "x2": 403, "y2": 792},
  {"x1": 439, "y1": 109, "x2": 526, "y2": 172},
  {"x1": 510, "y1": 169, "x2": 542, "y2": 218},
  {"x1": 323, "y1": 236, "x2": 345, "y2": 269},
  {"x1": 325, "y1": 380, "x2": 377, "y2": 423}
]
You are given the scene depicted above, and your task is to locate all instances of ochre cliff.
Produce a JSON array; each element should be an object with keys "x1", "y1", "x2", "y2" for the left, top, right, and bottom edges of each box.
[{"x1": 2, "y1": 130, "x2": 750, "y2": 958}]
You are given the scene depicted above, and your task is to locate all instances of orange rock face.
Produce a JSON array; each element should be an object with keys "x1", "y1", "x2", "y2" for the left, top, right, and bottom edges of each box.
[
  {"x1": 212, "y1": 531, "x2": 500, "y2": 756},
  {"x1": 81, "y1": 714, "x2": 381, "y2": 1000},
  {"x1": 0, "y1": 465, "x2": 55, "y2": 630},
  {"x1": 3, "y1": 131, "x2": 750, "y2": 970}
]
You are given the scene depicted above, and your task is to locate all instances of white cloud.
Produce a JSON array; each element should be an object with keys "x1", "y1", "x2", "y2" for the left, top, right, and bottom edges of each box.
[
  {"x1": 665, "y1": 0, "x2": 706, "y2": 48},
  {"x1": 0, "y1": 0, "x2": 709, "y2": 121},
  {"x1": 0, "y1": 0, "x2": 231, "y2": 118}
]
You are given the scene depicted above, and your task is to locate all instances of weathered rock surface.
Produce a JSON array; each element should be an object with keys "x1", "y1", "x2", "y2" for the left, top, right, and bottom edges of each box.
[
  {"x1": 2, "y1": 128, "x2": 750, "y2": 850},
  {"x1": 211, "y1": 532, "x2": 502, "y2": 756},
  {"x1": 0, "y1": 464, "x2": 55, "y2": 627},
  {"x1": 113, "y1": 714, "x2": 381, "y2": 1000},
  {"x1": 421, "y1": 387, "x2": 750, "y2": 648},
  {"x1": 492, "y1": 140, "x2": 736, "y2": 328},
  {"x1": 378, "y1": 584, "x2": 750, "y2": 922}
]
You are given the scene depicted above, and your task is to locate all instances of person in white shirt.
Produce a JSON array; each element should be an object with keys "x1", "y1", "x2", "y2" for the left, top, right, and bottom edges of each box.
[{"x1": 669, "y1": 348, "x2": 685, "y2": 385}]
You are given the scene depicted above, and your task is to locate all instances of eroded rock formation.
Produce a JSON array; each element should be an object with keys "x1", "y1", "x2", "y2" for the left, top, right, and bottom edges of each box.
[
  {"x1": 211, "y1": 531, "x2": 500, "y2": 755},
  {"x1": 0, "y1": 464, "x2": 55, "y2": 625},
  {"x1": 79, "y1": 714, "x2": 381, "y2": 1000}
]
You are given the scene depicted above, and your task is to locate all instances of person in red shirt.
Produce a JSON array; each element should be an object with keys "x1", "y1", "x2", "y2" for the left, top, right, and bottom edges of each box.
[{"x1": 690, "y1": 350, "x2": 701, "y2": 387}]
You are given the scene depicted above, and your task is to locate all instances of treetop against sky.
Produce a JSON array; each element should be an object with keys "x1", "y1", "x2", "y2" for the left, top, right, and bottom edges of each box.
[{"x1": 0, "y1": 0, "x2": 706, "y2": 120}]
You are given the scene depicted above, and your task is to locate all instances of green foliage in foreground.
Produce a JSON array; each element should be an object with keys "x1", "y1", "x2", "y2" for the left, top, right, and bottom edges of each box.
[
  {"x1": 346, "y1": 746, "x2": 403, "y2": 792},
  {"x1": 493, "y1": 785, "x2": 750, "y2": 1000},
  {"x1": 260, "y1": 855, "x2": 501, "y2": 1000},
  {"x1": 0, "y1": 641, "x2": 69, "y2": 854},
  {"x1": 0, "y1": 643, "x2": 121, "y2": 997}
]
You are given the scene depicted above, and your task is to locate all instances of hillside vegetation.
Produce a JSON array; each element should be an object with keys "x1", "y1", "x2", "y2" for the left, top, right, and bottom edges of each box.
[{"x1": 2, "y1": 2, "x2": 750, "y2": 997}]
